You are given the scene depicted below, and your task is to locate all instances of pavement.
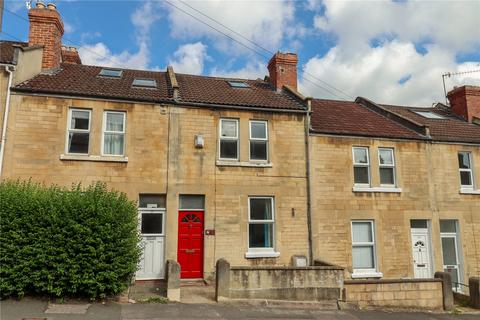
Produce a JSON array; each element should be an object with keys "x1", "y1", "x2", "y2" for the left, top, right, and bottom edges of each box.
[{"x1": 1, "y1": 298, "x2": 480, "y2": 320}]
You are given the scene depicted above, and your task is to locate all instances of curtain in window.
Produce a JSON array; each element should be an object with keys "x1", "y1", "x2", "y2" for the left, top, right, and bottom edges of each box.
[{"x1": 104, "y1": 133, "x2": 124, "y2": 155}]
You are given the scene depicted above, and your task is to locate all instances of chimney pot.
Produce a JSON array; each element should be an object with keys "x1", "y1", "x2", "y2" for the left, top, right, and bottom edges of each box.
[
  {"x1": 47, "y1": 3, "x2": 57, "y2": 10},
  {"x1": 36, "y1": 2, "x2": 46, "y2": 9},
  {"x1": 267, "y1": 52, "x2": 298, "y2": 91}
]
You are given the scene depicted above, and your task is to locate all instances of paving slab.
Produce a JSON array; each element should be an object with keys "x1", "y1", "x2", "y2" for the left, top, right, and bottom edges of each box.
[{"x1": 45, "y1": 303, "x2": 90, "y2": 314}]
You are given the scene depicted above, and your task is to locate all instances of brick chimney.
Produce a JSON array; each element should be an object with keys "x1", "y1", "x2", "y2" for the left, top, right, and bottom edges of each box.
[
  {"x1": 267, "y1": 52, "x2": 298, "y2": 91},
  {"x1": 61, "y1": 46, "x2": 82, "y2": 64},
  {"x1": 28, "y1": 2, "x2": 64, "y2": 69},
  {"x1": 447, "y1": 85, "x2": 480, "y2": 123}
]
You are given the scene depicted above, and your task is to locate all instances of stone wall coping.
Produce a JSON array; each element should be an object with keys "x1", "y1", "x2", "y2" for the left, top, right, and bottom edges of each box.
[
  {"x1": 230, "y1": 265, "x2": 344, "y2": 271},
  {"x1": 345, "y1": 278, "x2": 442, "y2": 285}
]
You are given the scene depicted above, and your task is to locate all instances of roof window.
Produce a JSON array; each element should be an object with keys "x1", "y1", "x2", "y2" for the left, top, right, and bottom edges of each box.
[
  {"x1": 413, "y1": 111, "x2": 447, "y2": 119},
  {"x1": 132, "y1": 78, "x2": 157, "y2": 88},
  {"x1": 227, "y1": 80, "x2": 249, "y2": 88},
  {"x1": 99, "y1": 68, "x2": 122, "y2": 78}
]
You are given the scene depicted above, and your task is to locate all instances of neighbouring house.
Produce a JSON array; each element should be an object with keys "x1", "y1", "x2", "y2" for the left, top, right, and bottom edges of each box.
[{"x1": 1, "y1": 2, "x2": 479, "y2": 290}]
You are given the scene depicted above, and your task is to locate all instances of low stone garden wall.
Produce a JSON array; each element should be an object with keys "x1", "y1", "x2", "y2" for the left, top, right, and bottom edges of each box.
[{"x1": 215, "y1": 258, "x2": 345, "y2": 302}]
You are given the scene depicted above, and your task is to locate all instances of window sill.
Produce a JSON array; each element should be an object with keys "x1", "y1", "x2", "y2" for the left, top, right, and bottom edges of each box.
[
  {"x1": 60, "y1": 154, "x2": 128, "y2": 163},
  {"x1": 245, "y1": 251, "x2": 280, "y2": 259},
  {"x1": 460, "y1": 188, "x2": 480, "y2": 195},
  {"x1": 352, "y1": 186, "x2": 402, "y2": 193},
  {"x1": 216, "y1": 160, "x2": 272, "y2": 168},
  {"x1": 351, "y1": 271, "x2": 383, "y2": 279}
]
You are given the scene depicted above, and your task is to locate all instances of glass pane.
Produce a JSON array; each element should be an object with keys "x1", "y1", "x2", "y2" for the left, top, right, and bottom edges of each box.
[
  {"x1": 250, "y1": 141, "x2": 267, "y2": 160},
  {"x1": 460, "y1": 171, "x2": 472, "y2": 186},
  {"x1": 133, "y1": 78, "x2": 156, "y2": 87},
  {"x1": 179, "y1": 195, "x2": 205, "y2": 210},
  {"x1": 354, "y1": 167, "x2": 369, "y2": 184},
  {"x1": 410, "y1": 220, "x2": 428, "y2": 229},
  {"x1": 221, "y1": 120, "x2": 237, "y2": 137},
  {"x1": 353, "y1": 148, "x2": 368, "y2": 164},
  {"x1": 104, "y1": 133, "x2": 124, "y2": 155},
  {"x1": 380, "y1": 168, "x2": 395, "y2": 185},
  {"x1": 68, "y1": 132, "x2": 89, "y2": 154},
  {"x1": 71, "y1": 110, "x2": 89, "y2": 130},
  {"x1": 352, "y1": 246, "x2": 374, "y2": 269},
  {"x1": 379, "y1": 149, "x2": 393, "y2": 165},
  {"x1": 141, "y1": 213, "x2": 163, "y2": 234},
  {"x1": 139, "y1": 194, "x2": 166, "y2": 208},
  {"x1": 99, "y1": 69, "x2": 122, "y2": 77},
  {"x1": 441, "y1": 237, "x2": 458, "y2": 265},
  {"x1": 440, "y1": 220, "x2": 457, "y2": 233},
  {"x1": 220, "y1": 140, "x2": 237, "y2": 159},
  {"x1": 458, "y1": 152, "x2": 471, "y2": 169},
  {"x1": 249, "y1": 223, "x2": 273, "y2": 248},
  {"x1": 106, "y1": 113, "x2": 124, "y2": 132},
  {"x1": 352, "y1": 222, "x2": 373, "y2": 243},
  {"x1": 251, "y1": 122, "x2": 267, "y2": 139},
  {"x1": 250, "y1": 198, "x2": 273, "y2": 220}
]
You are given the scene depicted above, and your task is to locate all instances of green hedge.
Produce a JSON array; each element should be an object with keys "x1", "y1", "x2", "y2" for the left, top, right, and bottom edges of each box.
[{"x1": 0, "y1": 180, "x2": 141, "y2": 299}]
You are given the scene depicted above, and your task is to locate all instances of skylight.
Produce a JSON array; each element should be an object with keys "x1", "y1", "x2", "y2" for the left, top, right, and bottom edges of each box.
[
  {"x1": 132, "y1": 78, "x2": 157, "y2": 88},
  {"x1": 413, "y1": 111, "x2": 447, "y2": 119},
  {"x1": 227, "y1": 81, "x2": 249, "y2": 88},
  {"x1": 99, "y1": 68, "x2": 122, "y2": 78}
]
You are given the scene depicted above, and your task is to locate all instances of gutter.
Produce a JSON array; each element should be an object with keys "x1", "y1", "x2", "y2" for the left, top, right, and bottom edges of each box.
[{"x1": 0, "y1": 64, "x2": 16, "y2": 178}]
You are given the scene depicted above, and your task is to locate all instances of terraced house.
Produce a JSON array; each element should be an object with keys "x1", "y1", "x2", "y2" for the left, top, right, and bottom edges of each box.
[{"x1": 1, "y1": 3, "x2": 479, "y2": 290}]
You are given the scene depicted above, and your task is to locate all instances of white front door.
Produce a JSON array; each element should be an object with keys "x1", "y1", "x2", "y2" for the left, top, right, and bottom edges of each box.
[
  {"x1": 410, "y1": 220, "x2": 432, "y2": 278},
  {"x1": 136, "y1": 208, "x2": 165, "y2": 280}
]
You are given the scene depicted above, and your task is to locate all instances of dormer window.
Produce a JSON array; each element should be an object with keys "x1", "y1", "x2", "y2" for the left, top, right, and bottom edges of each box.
[
  {"x1": 133, "y1": 78, "x2": 157, "y2": 88},
  {"x1": 99, "y1": 68, "x2": 122, "y2": 78},
  {"x1": 227, "y1": 81, "x2": 249, "y2": 88}
]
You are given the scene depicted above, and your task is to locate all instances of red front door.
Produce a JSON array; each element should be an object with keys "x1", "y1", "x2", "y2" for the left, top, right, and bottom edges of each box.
[{"x1": 177, "y1": 211, "x2": 204, "y2": 279}]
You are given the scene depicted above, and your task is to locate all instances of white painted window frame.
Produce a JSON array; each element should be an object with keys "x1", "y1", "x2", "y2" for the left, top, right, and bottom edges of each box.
[
  {"x1": 65, "y1": 108, "x2": 91, "y2": 155},
  {"x1": 219, "y1": 118, "x2": 239, "y2": 161},
  {"x1": 246, "y1": 196, "x2": 279, "y2": 258},
  {"x1": 378, "y1": 147, "x2": 396, "y2": 187},
  {"x1": 102, "y1": 111, "x2": 126, "y2": 156},
  {"x1": 352, "y1": 147, "x2": 371, "y2": 187},
  {"x1": 249, "y1": 120, "x2": 269, "y2": 162},
  {"x1": 351, "y1": 220, "x2": 381, "y2": 277},
  {"x1": 458, "y1": 151, "x2": 474, "y2": 189}
]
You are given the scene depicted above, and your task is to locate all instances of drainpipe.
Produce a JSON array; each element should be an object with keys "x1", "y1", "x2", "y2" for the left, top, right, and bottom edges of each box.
[
  {"x1": 0, "y1": 64, "x2": 15, "y2": 178},
  {"x1": 304, "y1": 98, "x2": 313, "y2": 265}
]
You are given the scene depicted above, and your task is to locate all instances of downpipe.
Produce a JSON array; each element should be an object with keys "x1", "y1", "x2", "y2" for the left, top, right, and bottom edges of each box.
[{"x1": 0, "y1": 64, "x2": 15, "y2": 178}]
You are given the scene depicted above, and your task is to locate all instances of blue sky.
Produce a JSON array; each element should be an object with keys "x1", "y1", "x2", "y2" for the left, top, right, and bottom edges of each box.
[{"x1": 3, "y1": 0, "x2": 480, "y2": 105}]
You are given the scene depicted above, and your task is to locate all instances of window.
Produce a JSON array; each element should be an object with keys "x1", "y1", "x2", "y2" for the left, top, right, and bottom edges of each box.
[
  {"x1": 351, "y1": 221, "x2": 377, "y2": 274},
  {"x1": 139, "y1": 194, "x2": 165, "y2": 235},
  {"x1": 458, "y1": 152, "x2": 474, "y2": 188},
  {"x1": 139, "y1": 194, "x2": 166, "y2": 209},
  {"x1": 353, "y1": 147, "x2": 370, "y2": 185},
  {"x1": 132, "y1": 78, "x2": 157, "y2": 88},
  {"x1": 99, "y1": 68, "x2": 122, "y2": 78},
  {"x1": 67, "y1": 109, "x2": 91, "y2": 154},
  {"x1": 102, "y1": 111, "x2": 126, "y2": 156},
  {"x1": 378, "y1": 148, "x2": 396, "y2": 186},
  {"x1": 248, "y1": 197, "x2": 275, "y2": 250},
  {"x1": 413, "y1": 111, "x2": 446, "y2": 119},
  {"x1": 179, "y1": 195, "x2": 205, "y2": 210},
  {"x1": 227, "y1": 80, "x2": 249, "y2": 88},
  {"x1": 249, "y1": 120, "x2": 268, "y2": 161},
  {"x1": 219, "y1": 119, "x2": 239, "y2": 160}
]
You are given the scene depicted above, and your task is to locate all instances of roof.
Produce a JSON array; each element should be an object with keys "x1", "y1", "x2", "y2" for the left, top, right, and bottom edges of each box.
[
  {"x1": 380, "y1": 104, "x2": 480, "y2": 144},
  {"x1": 0, "y1": 41, "x2": 28, "y2": 64},
  {"x1": 310, "y1": 99, "x2": 425, "y2": 140},
  {"x1": 13, "y1": 63, "x2": 305, "y2": 111}
]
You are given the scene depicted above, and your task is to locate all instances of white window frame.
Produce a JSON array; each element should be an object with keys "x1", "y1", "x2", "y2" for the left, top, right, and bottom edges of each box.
[
  {"x1": 352, "y1": 147, "x2": 371, "y2": 187},
  {"x1": 246, "y1": 196, "x2": 279, "y2": 258},
  {"x1": 458, "y1": 152, "x2": 474, "y2": 189},
  {"x1": 378, "y1": 148, "x2": 396, "y2": 187},
  {"x1": 351, "y1": 220, "x2": 381, "y2": 277},
  {"x1": 102, "y1": 111, "x2": 126, "y2": 156},
  {"x1": 249, "y1": 120, "x2": 269, "y2": 162},
  {"x1": 65, "y1": 108, "x2": 91, "y2": 155},
  {"x1": 219, "y1": 118, "x2": 239, "y2": 161}
]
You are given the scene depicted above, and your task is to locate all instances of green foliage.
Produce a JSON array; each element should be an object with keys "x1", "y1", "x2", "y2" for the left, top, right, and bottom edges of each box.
[{"x1": 0, "y1": 180, "x2": 141, "y2": 299}]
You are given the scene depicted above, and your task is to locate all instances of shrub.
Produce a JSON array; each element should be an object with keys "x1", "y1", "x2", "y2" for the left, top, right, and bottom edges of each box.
[{"x1": 0, "y1": 180, "x2": 141, "y2": 299}]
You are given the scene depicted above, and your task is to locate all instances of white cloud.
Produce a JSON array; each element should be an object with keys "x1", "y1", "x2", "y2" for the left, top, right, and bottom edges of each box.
[
  {"x1": 300, "y1": 0, "x2": 480, "y2": 105},
  {"x1": 169, "y1": 42, "x2": 209, "y2": 75}
]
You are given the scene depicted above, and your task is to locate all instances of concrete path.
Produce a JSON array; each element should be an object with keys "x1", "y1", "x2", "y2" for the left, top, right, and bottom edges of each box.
[{"x1": 1, "y1": 298, "x2": 479, "y2": 320}]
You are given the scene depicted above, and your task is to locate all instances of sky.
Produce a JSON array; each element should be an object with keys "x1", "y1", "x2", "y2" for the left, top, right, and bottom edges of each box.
[{"x1": 3, "y1": 0, "x2": 480, "y2": 106}]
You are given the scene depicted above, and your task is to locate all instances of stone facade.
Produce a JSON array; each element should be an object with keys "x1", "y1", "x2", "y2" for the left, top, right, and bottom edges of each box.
[{"x1": 309, "y1": 134, "x2": 480, "y2": 282}]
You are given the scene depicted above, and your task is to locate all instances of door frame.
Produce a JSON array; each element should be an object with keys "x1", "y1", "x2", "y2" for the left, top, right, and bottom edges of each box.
[
  {"x1": 177, "y1": 209, "x2": 205, "y2": 279},
  {"x1": 440, "y1": 221, "x2": 464, "y2": 292},
  {"x1": 410, "y1": 220, "x2": 434, "y2": 278}
]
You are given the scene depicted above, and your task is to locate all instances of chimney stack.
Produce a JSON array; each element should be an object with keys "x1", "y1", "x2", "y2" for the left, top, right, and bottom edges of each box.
[
  {"x1": 61, "y1": 46, "x2": 82, "y2": 64},
  {"x1": 28, "y1": 2, "x2": 64, "y2": 69},
  {"x1": 447, "y1": 85, "x2": 480, "y2": 123},
  {"x1": 267, "y1": 52, "x2": 298, "y2": 91}
]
